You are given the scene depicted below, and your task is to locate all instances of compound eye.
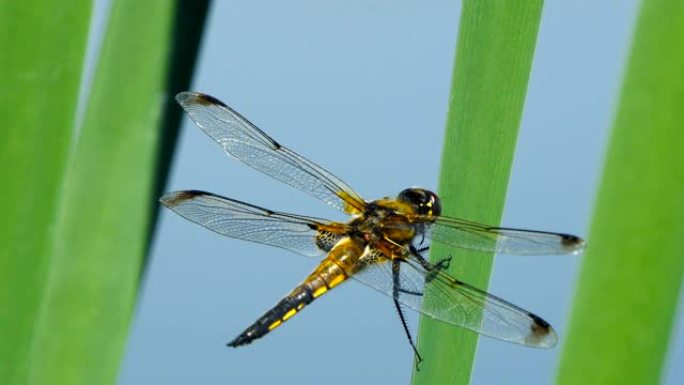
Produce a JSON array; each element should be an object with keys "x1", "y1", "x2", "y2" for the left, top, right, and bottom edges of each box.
[
  {"x1": 398, "y1": 188, "x2": 442, "y2": 216},
  {"x1": 397, "y1": 188, "x2": 421, "y2": 205},
  {"x1": 423, "y1": 191, "x2": 442, "y2": 217}
]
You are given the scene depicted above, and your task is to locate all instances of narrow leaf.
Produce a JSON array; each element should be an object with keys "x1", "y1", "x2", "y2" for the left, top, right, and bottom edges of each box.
[
  {"x1": 557, "y1": 1, "x2": 684, "y2": 384},
  {"x1": 22, "y1": 1, "x2": 175, "y2": 384},
  {"x1": 412, "y1": 1, "x2": 544, "y2": 384},
  {"x1": 0, "y1": 1, "x2": 92, "y2": 383}
]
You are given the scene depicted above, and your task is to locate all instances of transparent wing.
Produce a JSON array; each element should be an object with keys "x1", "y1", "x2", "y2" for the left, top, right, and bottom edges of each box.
[
  {"x1": 160, "y1": 190, "x2": 349, "y2": 257},
  {"x1": 391, "y1": 214, "x2": 585, "y2": 255},
  {"x1": 352, "y1": 248, "x2": 557, "y2": 348},
  {"x1": 175, "y1": 92, "x2": 367, "y2": 214}
]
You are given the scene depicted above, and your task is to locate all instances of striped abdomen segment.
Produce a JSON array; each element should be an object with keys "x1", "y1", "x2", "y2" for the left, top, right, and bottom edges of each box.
[
  {"x1": 227, "y1": 238, "x2": 364, "y2": 347},
  {"x1": 227, "y1": 283, "x2": 315, "y2": 347}
]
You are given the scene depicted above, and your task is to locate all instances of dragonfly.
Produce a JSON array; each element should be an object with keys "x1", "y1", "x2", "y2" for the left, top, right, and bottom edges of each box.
[{"x1": 161, "y1": 92, "x2": 586, "y2": 364}]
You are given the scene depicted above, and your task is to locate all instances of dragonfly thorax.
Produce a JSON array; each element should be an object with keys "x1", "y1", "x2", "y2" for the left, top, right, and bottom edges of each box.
[{"x1": 353, "y1": 189, "x2": 440, "y2": 246}]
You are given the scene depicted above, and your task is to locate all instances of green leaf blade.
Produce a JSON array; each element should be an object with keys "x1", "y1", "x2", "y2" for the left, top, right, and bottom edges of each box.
[
  {"x1": 20, "y1": 1, "x2": 177, "y2": 383},
  {"x1": 556, "y1": 1, "x2": 684, "y2": 384},
  {"x1": 0, "y1": 1, "x2": 92, "y2": 383},
  {"x1": 411, "y1": 1, "x2": 544, "y2": 384}
]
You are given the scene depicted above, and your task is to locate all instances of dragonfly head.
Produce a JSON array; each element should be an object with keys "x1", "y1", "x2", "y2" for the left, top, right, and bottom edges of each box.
[{"x1": 397, "y1": 188, "x2": 441, "y2": 217}]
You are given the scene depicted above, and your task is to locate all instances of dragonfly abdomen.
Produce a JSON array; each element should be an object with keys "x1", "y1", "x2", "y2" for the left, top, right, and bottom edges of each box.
[
  {"x1": 227, "y1": 284, "x2": 316, "y2": 347},
  {"x1": 228, "y1": 238, "x2": 364, "y2": 347}
]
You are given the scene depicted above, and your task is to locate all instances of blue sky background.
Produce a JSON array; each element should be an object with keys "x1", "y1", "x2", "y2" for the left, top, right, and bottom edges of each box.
[{"x1": 117, "y1": 1, "x2": 683, "y2": 384}]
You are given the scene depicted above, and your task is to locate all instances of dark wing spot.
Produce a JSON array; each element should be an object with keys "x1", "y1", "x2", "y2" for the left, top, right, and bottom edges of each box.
[
  {"x1": 194, "y1": 92, "x2": 227, "y2": 107},
  {"x1": 315, "y1": 231, "x2": 340, "y2": 252},
  {"x1": 159, "y1": 190, "x2": 203, "y2": 207},
  {"x1": 526, "y1": 313, "x2": 557, "y2": 348},
  {"x1": 529, "y1": 313, "x2": 551, "y2": 335},
  {"x1": 560, "y1": 234, "x2": 586, "y2": 253},
  {"x1": 560, "y1": 234, "x2": 580, "y2": 246}
]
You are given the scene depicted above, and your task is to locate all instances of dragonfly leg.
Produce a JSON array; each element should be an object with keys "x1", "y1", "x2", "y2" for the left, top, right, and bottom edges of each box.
[
  {"x1": 410, "y1": 245, "x2": 452, "y2": 283},
  {"x1": 397, "y1": 287, "x2": 423, "y2": 296},
  {"x1": 414, "y1": 245, "x2": 430, "y2": 254},
  {"x1": 392, "y1": 259, "x2": 423, "y2": 370},
  {"x1": 434, "y1": 254, "x2": 453, "y2": 271},
  {"x1": 417, "y1": 232, "x2": 426, "y2": 248}
]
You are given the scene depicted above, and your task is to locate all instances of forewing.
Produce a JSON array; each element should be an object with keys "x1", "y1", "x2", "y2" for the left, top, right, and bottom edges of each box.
[
  {"x1": 397, "y1": 215, "x2": 585, "y2": 255},
  {"x1": 160, "y1": 190, "x2": 348, "y2": 257},
  {"x1": 175, "y1": 92, "x2": 367, "y2": 214},
  {"x1": 352, "y1": 248, "x2": 557, "y2": 348}
]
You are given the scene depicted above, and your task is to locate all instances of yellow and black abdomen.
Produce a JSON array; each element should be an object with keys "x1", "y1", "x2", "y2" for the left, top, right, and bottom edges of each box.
[
  {"x1": 227, "y1": 283, "x2": 316, "y2": 347},
  {"x1": 228, "y1": 237, "x2": 365, "y2": 347}
]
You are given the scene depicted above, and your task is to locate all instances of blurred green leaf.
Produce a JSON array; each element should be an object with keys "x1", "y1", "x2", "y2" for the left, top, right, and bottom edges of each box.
[
  {"x1": 0, "y1": 1, "x2": 93, "y2": 383},
  {"x1": 0, "y1": 0, "x2": 209, "y2": 384},
  {"x1": 411, "y1": 1, "x2": 544, "y2": 385},
  {"x1": 23, "y1": 1, "x2": 176, "y2": 383},
  {"x1": 23, "y1": 0, "x2": 174, "y2": 384},
  {"x1": 556, "y1": 1, "x2": 684, "y2": 384}
]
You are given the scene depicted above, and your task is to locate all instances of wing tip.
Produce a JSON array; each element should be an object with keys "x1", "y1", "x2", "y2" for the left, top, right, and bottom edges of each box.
[
  {"x1": 159, "y1": 190, "x2": 205, "y2": 208},
  {"x1": 525, "y1": 313, "x2": 558, "y2": 348},
  {"x1": 175, "y1": 91, "x2": 227, "y2": 108},
  {"x1": 561, "y1": 234, "x2": 587, "y2": 254}
]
